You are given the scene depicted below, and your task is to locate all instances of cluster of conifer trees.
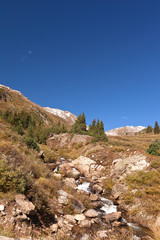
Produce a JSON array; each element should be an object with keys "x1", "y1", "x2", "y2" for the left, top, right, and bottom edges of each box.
[
  {"x1": 71, "y1": 113, "x2": 108, "y2": 142},
  {"x1": 146, "y1": 121, "x2": 160, "y2": 134}
]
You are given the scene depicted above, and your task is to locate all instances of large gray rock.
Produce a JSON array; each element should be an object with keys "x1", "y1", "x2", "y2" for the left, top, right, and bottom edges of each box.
[
  {"x1": 70, "y1": 156, "x2": 96, "y2": 178},
  {"x1": 92, "y1": 184, "x2": 103, "y2": 194},
  {"x1": 58, "y1": 195, "x2": 68, "y2": 205},
  {"x1": 15, "y1": 194, "x2": 36, "y2": 216},
  {"x1": 90, "y1": 194, "x2": 99, "y2": 201},
  {"x1": 79, "y1": 219, "x2": 91, "y2": 228},
  {"x1": 71, "y1": 198, "x2": 86, "y2": 213},
  {"x1": 64, "y1": 214, "x2": 76, "y2": 224},
  {"x1": 66, "y1": 168, "x2": 80, "y2": 180},
  {"x1": 50, "y1": 223, "x2": 58, "y2": 233},
  {"x1": 84, "y1": 209, "x2": 98, "y2": 218},
  {"x1": 74, "y1": 214, "x2": 86, "y2": 221},
  {"x1": 102, "y1": 211, "x2": 122, "y2": 222},
  {"x1": 64, "y1": 178, "x2": 77, "y2": 189}
]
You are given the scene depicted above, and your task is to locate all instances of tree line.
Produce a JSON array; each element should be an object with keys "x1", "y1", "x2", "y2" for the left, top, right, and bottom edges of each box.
[
  {"x1": 146, "y1": 121, "x2": 160, "y2": 134},
  {"x1": 71, "y1": 113, "x2": 108, "y2": 142}
]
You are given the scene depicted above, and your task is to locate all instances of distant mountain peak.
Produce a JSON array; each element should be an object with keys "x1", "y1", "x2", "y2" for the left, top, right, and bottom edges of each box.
[
  {"x1": 44, "y1": 107, "x2": 77, "y2": 125},
  {"x1": 105, "y1": 126, "x2": 145, "y2": 136}
]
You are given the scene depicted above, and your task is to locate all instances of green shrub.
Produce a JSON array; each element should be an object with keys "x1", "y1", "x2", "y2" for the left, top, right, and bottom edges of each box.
[
  {"x1": 23, "y1": 136, "x2": 39, "y2": 151},
  {"x1": 0, "y1": 157, "x2": 27, "y2": 193},
  {"x1": 146, "y1": 139, "x2": 160, "y2": 155},
  {"x1": 150, "y1": 160, "x2": 160, "y2": 169}
]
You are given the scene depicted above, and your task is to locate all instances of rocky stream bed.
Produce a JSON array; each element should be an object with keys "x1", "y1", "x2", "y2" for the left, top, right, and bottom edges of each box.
[{"x1": 0, "y1": 155, "x2": 154, "y2": 240}]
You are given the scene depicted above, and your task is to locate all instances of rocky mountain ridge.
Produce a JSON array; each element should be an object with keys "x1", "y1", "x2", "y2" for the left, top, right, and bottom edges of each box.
[{"x1": 105, "y1": 126, "x2": 145, "y2": 136}]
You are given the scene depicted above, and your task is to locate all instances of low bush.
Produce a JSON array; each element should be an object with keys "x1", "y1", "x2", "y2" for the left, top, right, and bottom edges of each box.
[
  {"x1": 23, "y1": 136, "x2": 39, "y2": 151},
  {"x1": 146, "y1": 139, "x2": 160, "y2": 156},
  {"x1": 0, "y1": 157, "x2": 27, "y2": 193}
]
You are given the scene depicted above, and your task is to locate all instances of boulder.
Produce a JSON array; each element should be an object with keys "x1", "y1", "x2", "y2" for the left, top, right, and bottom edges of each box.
[
  {"x1": 70, "y1": 156, "x2": 96, "y2": 178},
  {"x1": 84, "y1": 209, "x2": 98, "y2": 218},
  {"x1": 64, "y1": 214, "x2": 76, "y2": 224},
  {"x1": 71, "y1": 198, "x2": 86, "y2": 213},
  {"x1": 53, "y1": 173, "x2": 62, "y2": 180},
  {"x1": 66, "y1": 168, "x2": 80, "y2": 180},
  {"x1": 110, "y1": 155, "x2": 149, "y2": 180},
  {"x1": 102, "y1": 211, "x2": 122, "y2": 222},
  {"x1": 15, "y1": 194, "x2": 36, "y2": 216},
  {"x1": 111, "y1": 184, "x2": 128, "y2": 199},
  {"x1": 79, "y1": 219, "x2": 91, "y2": 228},
  {"x1": 47, "y1": 133, "x2": 92, "y2": 148},
  {"x1": 50, "y1": 223, "x2": 58, "y2": 233},
  {"x1": 58, "y1": 190, "x2": 68, "y2": 197},
  {"x1": 74, "y1": 214, "x2": 86, "y2": 221},
  {"x1": 58, "y1": 196, "x2": 68, "y2": 205},
  {"x1": 90, "y1": 194, "x2": 99, "y2": 201},
  {"x1": 64, "y1": 178, "x2": 77, "y2": 189},
  {"x1": 96, "y1": 230, "x2": 108, "y2": 239},
  {"x1": 92, "y1": 184, "x2": 103, "y2": 194},
  {"x1": 91, "y1": 201, "x2": 103, "y2": 208}
]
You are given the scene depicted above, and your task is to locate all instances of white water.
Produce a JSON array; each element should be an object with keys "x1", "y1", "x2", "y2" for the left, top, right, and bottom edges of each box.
[
  {"x1": 99, "y1": 196, "x2": 117, "y2": 214},
  {"x1": 76, "y1": 181, "x2": 144, "y2": 240},
  {"x1": 53, "y1": 166, "x2": 58, "y2": 172},
  {"x1": 77, "y1": 181, "x2": 90, "y2": 192},
  {"x1": 77, "y1": 181, "x2": 117, "y2": 214}
]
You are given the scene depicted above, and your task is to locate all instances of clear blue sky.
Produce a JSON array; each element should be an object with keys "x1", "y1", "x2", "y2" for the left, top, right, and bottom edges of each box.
[{"x1": 0, "y1": 0, "x2": 160, "y2": 130}]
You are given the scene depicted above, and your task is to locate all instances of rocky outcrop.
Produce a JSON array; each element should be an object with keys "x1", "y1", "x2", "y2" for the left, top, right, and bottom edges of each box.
[
  {"x1": 15, "y1": 194, "x2": 36, "y2": 216},
  {"x1": 70, "y1": 156, "x2": 105, "y2": 179},
  {"x1": 0, "y1": 195, "x2": 37, "y2": 236},
  {"x1": 110, "y1": 154, "x2": 149, "y2": 180},
  {"x1": 47, "y1": 133, "x2": 92, "y2": 148}
]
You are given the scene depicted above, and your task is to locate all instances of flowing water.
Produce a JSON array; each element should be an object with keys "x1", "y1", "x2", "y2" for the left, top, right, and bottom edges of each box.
[{"x1": 77, "y1": 179, "x2": 144, "y2": 240}]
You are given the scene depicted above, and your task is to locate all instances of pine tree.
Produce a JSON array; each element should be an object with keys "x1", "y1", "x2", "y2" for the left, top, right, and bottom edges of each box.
[
  {"x1": 154, "y1": 121, "x2": 160, "y2": 134},
  {"x1": 89, "y1": 118, "x2": 108, "y2": 142},
  {"x1": 146, "y1": 125, "x2": 153, "y2": 134},
  {"x1": 71, "y1": 113, "x2": 87, "y2": 134},
  {"x1": 88, "y1": 118, "x2": 96, "y2": 136}
]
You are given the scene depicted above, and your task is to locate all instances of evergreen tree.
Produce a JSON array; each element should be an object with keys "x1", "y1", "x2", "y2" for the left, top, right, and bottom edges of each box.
[
  {"x1": 88, "y1": 119, "x2": 96, "y2": 136},
  {"x1": 89, "y1": 118, "x2": 108, "y2": 142},
  {"x1": 146, "y1": 125, "x2": 153, "y2": 134},
  {"x1": 154, "y1": 121, "x2": 160, "y2": 134},
  {"x1": 71, "y1": 113, "x2": 87, "y2": 134}
]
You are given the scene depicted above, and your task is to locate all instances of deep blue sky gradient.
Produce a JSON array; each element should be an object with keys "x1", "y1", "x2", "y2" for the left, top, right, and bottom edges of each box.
[{"x1": 0, "y1": 0, "x2": 160, "y2": 130}]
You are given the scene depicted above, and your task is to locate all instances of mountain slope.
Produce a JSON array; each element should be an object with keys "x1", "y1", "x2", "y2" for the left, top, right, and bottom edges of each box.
[
  {"x1": 105, "y1": 126, "x2": 145, "y2": 136},
  {"x1": 0, "y1": 84, "x2": 76, "y2": 129}
]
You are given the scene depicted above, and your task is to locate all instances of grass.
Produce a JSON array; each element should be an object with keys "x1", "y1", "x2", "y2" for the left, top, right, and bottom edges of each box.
[{"x1": 123, "y1": 170, "x2": 160, "y2": 215}]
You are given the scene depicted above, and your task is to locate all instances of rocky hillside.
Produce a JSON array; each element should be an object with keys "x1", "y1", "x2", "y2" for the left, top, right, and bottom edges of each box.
[
  {"x1": 105, "y1": 126, "x2": 145, "y2": 136},
  {"x1": 0, "y1": 84, "x2": 75, "y2": 129}
]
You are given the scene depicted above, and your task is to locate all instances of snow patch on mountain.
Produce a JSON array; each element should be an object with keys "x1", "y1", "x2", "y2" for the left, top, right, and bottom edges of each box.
[
  {"x1": 105, "y1": 126, "x2": 145, "y2": 136},
  {"x1": 44, "y1": 107, "x2": 77, "y2": 125}
]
